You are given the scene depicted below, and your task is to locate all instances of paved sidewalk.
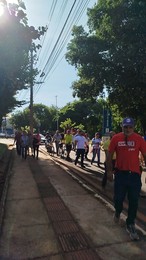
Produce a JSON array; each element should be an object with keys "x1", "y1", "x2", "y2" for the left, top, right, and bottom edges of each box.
[
  {"x1": 0, "y1": 147, "x2": 146, "y2": 259},
  {"x1": 0, "y1": 152, "x2": 62, "y2": 259}
]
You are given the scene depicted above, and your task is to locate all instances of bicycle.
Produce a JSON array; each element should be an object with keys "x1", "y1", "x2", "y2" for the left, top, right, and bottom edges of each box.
[{"x1": 58, "y1": 143, "x2": 66, "y2": 159}]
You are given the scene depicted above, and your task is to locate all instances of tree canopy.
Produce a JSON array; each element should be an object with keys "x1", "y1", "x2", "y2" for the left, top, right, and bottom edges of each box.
[
  {"x1": 0, "y1": 0, "x2": 46, "y2": 124},
  {"x1": 11, "y1": 104, "x2": 57, "y2": 133},
  {"x1": 66, "y1": 0, "x2": 146, "y2": 132},
  {"x1": 11, "y1": 100, "x2": 107, "y2": 137},
  {"x1": 59, "y1": 99, "x2": 104, "y2": 136}
]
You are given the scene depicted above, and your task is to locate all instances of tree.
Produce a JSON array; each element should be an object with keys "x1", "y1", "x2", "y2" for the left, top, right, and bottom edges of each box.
[
  {"x1": 11, "y1": 108, "x2": 29, "y2": 129},
  {"x1": 11, "y1": 104, "x2": 58, "y2": 133},
  {"x1": 33, "y1": 104, "x2": 57, "y2": 133},
  {"x1": 66, "y1": 0, "x2": 146, "y2": 133},
  {"x1": 60, "y1": 118, "x2": 76, "y2": 131},
  {"x1": 11, "y1": 100, "x2": 123, "y2": 136},
  {"x1": 0, "y1": 0, "x2": 46, "y2": 125},
  {"x1": 66, "y1": 25, "x2": 107, "y2": 101},
  {"x1": 59, "y1": 99, "x2": 104, "y2": 136}
]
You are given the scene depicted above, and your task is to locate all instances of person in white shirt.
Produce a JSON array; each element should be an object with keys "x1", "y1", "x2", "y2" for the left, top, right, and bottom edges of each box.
[
  {"x1": 53, "y1": 130, "x2": 62, "y2": 156},
  {"x1": 21, "y1": 131, "x2": 29, "y2": 159},
  {"x1": 74, "y1": 130, "x2": 87, "y2": 168}
]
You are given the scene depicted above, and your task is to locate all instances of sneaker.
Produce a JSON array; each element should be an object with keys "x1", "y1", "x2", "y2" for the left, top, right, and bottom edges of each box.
[
  {"x1": 126, "y1": 224, "x2": 139, "y2": 241},
  {"x1": 113, "y1": 212, "x2": 120, "y2": 223}
]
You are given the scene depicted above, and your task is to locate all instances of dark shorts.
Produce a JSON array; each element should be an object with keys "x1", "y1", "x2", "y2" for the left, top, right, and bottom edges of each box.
[{"x1": 66, "y1": 144, "x2": 72, "y2": 152}]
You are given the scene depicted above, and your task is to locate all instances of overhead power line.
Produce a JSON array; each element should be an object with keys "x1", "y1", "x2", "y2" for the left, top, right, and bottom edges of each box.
[
  {"x1": 33, "y1": 0, "x2": 92, "y2": 99},
  {"x1": 16, "y1": 0, "x2": 95, "y2": 104},
  {"x1": 43, "y1": 0, "x2": 91, "y2": 80}
]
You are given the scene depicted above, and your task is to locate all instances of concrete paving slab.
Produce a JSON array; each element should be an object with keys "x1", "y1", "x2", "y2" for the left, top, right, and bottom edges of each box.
[
  {"x1": 0, "y1": 224, "x2": 60, "y2": 259},
  {"x1": 7, "y1": 159, "x2": 40, "y2": 200},
  {"x1": 7, "y1": 181, "x2": 40, "y2": 200},
  {"x1": 3, "y1": 198, "x2": 49, "y2": 226},
  {"x1": 96, "y1": 241, "x2": 146, "y2": 260}
]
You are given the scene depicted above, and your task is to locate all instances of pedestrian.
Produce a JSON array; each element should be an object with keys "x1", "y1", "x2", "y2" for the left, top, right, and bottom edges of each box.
[
  {"x1": 14, "y1": 130, "x2": 22, "y2": 155},
  {"x1": 106, "y1": 117, "x2": 146, "y2": 241},
  {"x1": 64, "y1": 129, "x2": 72, "y2": 160},
  {"x1": 21, "y1": 130, "x2": 29, "y2": 159},
  {"x1": 45, "y1": 132, "x2": 52, "y2": 143},
  {"x1": 84, "y1": 133, "x2": 90, "y2": 160},
  {"x1": 53, "y1": 130, "x2": 62, "y2": 156},
  {"x1": 74, "y1": 130, "x2": 87, "y2": 168},
  {"x1": 33, "y1": 132, "x2": 41, "y2": 159},
  {"x1": 102, "y1": 131, "x2": 116, "y2": 188},
  {"x1": 71, "y1": 128, "x2": 77, "y2": 151},
  {"x1": 27, "y1": 131, "x2": 33, "y2": 156},
  {"x1": 91, "y1": 132, "x2": 101, "y2": 166}
]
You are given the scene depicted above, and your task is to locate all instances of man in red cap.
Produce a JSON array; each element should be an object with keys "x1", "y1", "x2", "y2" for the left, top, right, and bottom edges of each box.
[{"x1": 107, "y1": 117, "x2": 146, "y2": 241}]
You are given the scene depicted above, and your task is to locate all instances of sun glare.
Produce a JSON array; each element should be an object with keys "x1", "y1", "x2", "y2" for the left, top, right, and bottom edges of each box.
[
  {"x1": 0, "y1": 1, "x2": 18, "y2": 16},
  {"x1": 0, "y1": 4, "x2": 4, "y2": 16},
  {"x1": 8, "y1": 0, "x2": 18, "y2": 3}
]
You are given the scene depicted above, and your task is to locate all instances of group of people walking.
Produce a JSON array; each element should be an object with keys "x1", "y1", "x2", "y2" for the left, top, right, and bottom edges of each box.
[
  {"x1": 51, "y1": 128, "x2": 102, "y2": 168},
  {"x1": 51, "y1": 118, "x2": 146, "y2": 242},
  {"x1": 14, "y1": 130, "x2": 41, "y2": 160},
  {"x1": 13, "y1": 117, "x2": 146, "y2": 242}
]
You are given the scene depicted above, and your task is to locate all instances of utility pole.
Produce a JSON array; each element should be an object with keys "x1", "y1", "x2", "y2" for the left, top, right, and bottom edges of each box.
[
  {"x1": 55, "y1": 95, "x2": 58, "y2": 130},
  {"x1": 30, "y1": 47, "x2": 34, "y2": 135},
  {"x1": 29, "y1": 47, "x2": 44, "y2": 134}
]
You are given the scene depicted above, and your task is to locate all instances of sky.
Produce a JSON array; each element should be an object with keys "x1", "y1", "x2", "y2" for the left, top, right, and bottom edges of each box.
[{"x1": 14, "y1": 0, "x2": 97, "y2": 111}]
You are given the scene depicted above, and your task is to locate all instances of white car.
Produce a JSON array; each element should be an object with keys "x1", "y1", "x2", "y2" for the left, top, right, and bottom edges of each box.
[
  {"x1": 0, "y1": 132, "x2": 6, "y2": 138},
  {"x1": 40, "y1": 134, "x2": 47, "y2": 145}
]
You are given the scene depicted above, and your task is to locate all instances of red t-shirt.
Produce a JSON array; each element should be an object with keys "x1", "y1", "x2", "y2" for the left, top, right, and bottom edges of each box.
[{"x1": 109, "y1": 132, "x2": 146, "y2": 174}]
